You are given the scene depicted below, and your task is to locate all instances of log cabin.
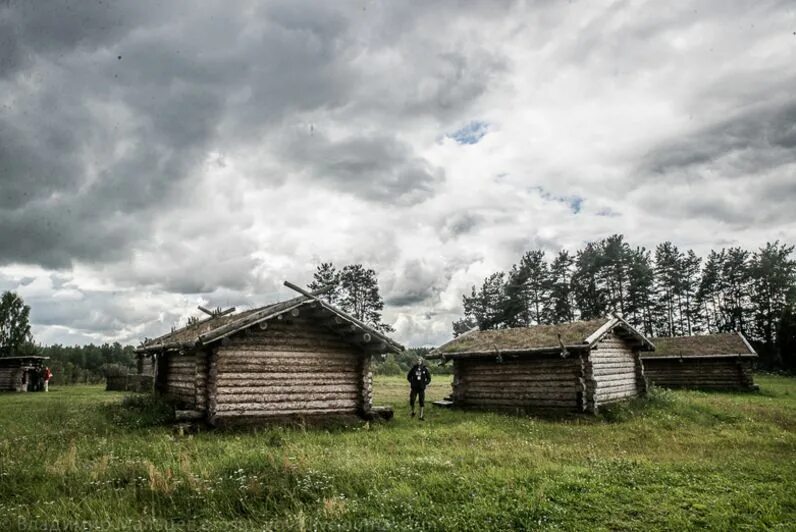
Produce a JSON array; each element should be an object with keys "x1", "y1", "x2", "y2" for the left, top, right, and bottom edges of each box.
[
  {"x1": 135, "y1": 282, "x2": 403, "y2": 425},
  {"x1": 641, "y1": 332, "x2": 758, "y2": 390},
  {"x1": 0, "y1": 356, "x2": 50, "y2": 392},
  {"x1": 431, "y1": 316, "x2": 654, "y2": 414}
]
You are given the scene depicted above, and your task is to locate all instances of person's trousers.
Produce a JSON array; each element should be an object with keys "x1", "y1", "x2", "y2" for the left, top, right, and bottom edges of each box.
[{"x1": 410, "y1": 388, "x2": 425, "y2": 409}]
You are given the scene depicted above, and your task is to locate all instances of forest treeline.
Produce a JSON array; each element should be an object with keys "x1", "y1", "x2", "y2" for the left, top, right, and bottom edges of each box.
[
  {"x1": 453, "y1": 235, "x2": 796, "y2": 369},
  {"x1": 11, "y1": 342, "x2": 138, "y2": 385}
]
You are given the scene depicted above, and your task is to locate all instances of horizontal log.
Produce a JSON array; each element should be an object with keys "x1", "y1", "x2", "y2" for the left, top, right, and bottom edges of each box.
[
  {"x1": 213, "y1": 407, "x2": 356, "y2": 418},
  {"x1": 217, "y1": 371, "x2": 359, "y2": 381},
  {"x1": 217, "y1": 362, "x2": 359, "y2": 373},
  {"x1": 223, "y1": 336, "x2": 354, "y2": 349},
  {"x1": 459, "y1": 385, "x2": 577, "y2": 394},
  {"x1": 596, "y1": 388, "x2": 639, "y2": 399},
  {"x1": 460, "y1": 374, "x2": 578, "y2": 384},
  {"x1": 215, "y1": 399, "x2": 358, "y2": 412},
  {"x1": 218, "y1": 349, "x2": 360, "y2": 361},
  {"x1": 465, "y1": 391, "x2": 577, "y2": 400},
  {"x1": 217, "y1": 392, "x2": 360, "y2": 403},
  {"x1": 592, "y1": 361, "x2": 636, "y2": 370},
  {"x1": 461, "y1": 399, "x2": 576, "y2": 408},
  {"x1": 595, "y1": 375, "x2": 637, "y2": 385},
  {"x1": 593, "y1": 356, "x2": 636, "y2": 363},
  {"x1": 461, "y1": 359, "x2": 579, "y2": 369},
  {"x1": 217, "y1": 384, "x2": 360, "y2": 395}
]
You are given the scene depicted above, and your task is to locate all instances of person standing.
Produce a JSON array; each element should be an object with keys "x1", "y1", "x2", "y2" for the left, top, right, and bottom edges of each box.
[
  {"x1": 407, "y1": 357, "x2": 431, "y2": 420},
  {"x1": 43, "y1": 367, "x2": 52, "y2": 392}
]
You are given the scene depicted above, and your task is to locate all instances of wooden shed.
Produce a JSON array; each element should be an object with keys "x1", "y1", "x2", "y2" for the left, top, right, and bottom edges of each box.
[
  {"x1": 431, "y1": 317, "x2": 654, "y2": 414},
  {"x1": 0, "y1": 356, "x2": 49, "y2": 392},
  {"x1": 641, "y1": 332, "x2": 758, "y2": 391},
  {"x1": 135, "y1": 283, "x2": 403, "y2": 425}
]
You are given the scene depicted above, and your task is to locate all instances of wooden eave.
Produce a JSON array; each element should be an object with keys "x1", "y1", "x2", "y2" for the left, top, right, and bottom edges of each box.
[
  {"x1": 435, "y1": 344, "x2": 591, "y2": 361},
  {"x1": 586, "y1": 315, "x2": 656, "y2": 352},
  {"x1": 640, "y1": 353, "x2": 758, "y2": 360}
]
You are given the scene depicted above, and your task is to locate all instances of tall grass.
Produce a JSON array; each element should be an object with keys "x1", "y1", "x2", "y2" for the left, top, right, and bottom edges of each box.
[{"x1": 0, "y1": 376, "x2": 794, "y2": 530}]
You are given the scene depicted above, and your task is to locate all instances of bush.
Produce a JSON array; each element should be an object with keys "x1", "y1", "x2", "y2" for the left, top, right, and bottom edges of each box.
[{"x1": 105, "y1": 393, "x2": 175, "y2": 428}]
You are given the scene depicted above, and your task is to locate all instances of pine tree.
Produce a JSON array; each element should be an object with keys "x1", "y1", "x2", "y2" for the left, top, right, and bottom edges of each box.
[
  {"x1": 625, "y1": 247, "x2": 656, "y2": 336},
  {"x1": 548, "y1": 250, "x2": 575, "y2": 323},
  {"x1": 601, "y1": 234, "x2": 631, "y2": 316},
  {"x1": 573, "y1": 242, "x2": 607, "y2": 320},
  {"x1": 308, "y1": 262, "x2": 341, "y2": 304},
  {"x1": 459, "y1": 272, "x2": 507, "y2": 331},
  {"x1": 721, "y1": 247, "x2": 752, "y2": 335},
  {"x1": 339, "y1": 264, "x2": 394, "y2": 333},
  {"x1": 308, "y1": 262, "x2": 393, "y2": 332},
  {"x1": 696, "y1": 250, "x2": 726, "y2": 333},
  {"x1": 680, "y1": 250, "x2": 702, "y2": 335},
  {"x1": 777, "y1": 289, "x2": 796, "y2": 371},
  {"x1": 519, "y1": 250, "x2": 549, "y2": 325},
  {"x1": 502, "y1": 263, "x2": 531, "y2": 328},
  {"x1": 749, "y1": 241, "x2": 796, "y2": 365},
  {"x1": 654, "y1": 242, "x2": 684, "y2": 336}
]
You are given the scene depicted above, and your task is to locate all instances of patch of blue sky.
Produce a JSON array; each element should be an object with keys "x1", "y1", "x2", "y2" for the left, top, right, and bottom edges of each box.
[
  {"x1": 530, "y1": 186, "x2": 583, "y2": 214},
  {"x1": 448, "y1": 120, "x2": 490, "y2": 145}
]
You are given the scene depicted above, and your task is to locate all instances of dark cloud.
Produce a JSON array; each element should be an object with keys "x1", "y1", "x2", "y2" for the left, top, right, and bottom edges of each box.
[
  {"x1": 642, "y1": 100, "x2": 796, "y2": 176},
  {"x1": 276, "y1": 130, "x2": 443, "y2": 204},
  {"x1": 384, "y1": 260, "x2": 442, "y2": 307},
  {"x1": 0, "y1": 0, "x2": 493, "y2": 269}
]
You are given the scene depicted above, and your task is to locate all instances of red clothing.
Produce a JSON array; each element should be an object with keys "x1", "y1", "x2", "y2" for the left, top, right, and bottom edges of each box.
[{"x1": 43, "y1": 368, "x2": 52, "y2": 381}]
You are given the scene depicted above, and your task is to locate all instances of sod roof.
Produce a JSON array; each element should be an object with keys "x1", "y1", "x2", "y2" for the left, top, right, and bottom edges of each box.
[
  {"x1": 644, "y1": 333, "x2": 756, "y2": 358},
  {"x1": 436, "y1": 318, "x2": 612, "y2": 355},
  {"x1": 140, "y1": 296, "x2": 312, "y2": 349}
]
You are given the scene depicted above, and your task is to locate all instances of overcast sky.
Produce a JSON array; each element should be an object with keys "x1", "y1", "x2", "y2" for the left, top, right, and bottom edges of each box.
[{"x1": 1, "y1": 0, "x2": 794, "y2": 348}]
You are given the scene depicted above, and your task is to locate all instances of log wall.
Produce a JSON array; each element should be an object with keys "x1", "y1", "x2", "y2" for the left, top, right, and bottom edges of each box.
[
  {"x1": 642, "y1": 357, "x2": 756, "y2": 390},
  {"x1": 589, "y1": 332, "x2": 645, "y2": 409},
  {"x1": 452, "y1": 357, "x2": 582, "y2": 411},
  {"x1": 209, "y1": 316, "x2": 367, "y2": 423},
  {"x1": 0, "y1": 367, "x2": 25, "y2": 391},
  {"x1": 164, "y1": 354, "x2": 197, "y2": 407}
]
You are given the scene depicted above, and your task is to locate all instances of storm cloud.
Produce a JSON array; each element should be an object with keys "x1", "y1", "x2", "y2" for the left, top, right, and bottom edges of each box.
[{"x1": 0, "y1": 0, "x2": 794, "y2": 346}]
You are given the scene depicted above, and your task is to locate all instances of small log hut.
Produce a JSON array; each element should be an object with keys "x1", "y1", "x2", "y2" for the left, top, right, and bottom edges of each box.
[
  {"x1": 0, "y1": 356, "x2": 50, "y2": 392},
  {"x1": 135, "y1": 282, "x2": 403, "y2": 425},
  {"x1": 641, "y1": 332, "x2": 758, "y2": 390},
  {"x1": 431, "y1": 316, "x2": 654, "y2": 413}
]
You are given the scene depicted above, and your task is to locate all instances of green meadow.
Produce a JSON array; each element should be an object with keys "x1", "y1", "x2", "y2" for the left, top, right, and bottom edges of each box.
[{"x1": 1, "y1": 375, "x2": 794, "y2": 531}]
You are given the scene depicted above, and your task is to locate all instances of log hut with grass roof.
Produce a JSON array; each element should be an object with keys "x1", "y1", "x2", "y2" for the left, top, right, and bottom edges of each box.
[
  {"x1": 430, "y1": 316, "x2": 654, "y2": 413},
  {"x1": 641, "y1": 332, "x2": 758, "y2": 391},
  {"x1": 136, "y1": 282, "x2": 403, "y2": 425},
  {"x1": 0, "y1": 356, "x2": 49, "y2": 392}
]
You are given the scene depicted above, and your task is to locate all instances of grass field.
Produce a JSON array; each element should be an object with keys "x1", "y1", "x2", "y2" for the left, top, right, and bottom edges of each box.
[{"x1": 1, "y1": 375, "x2": 794, "y2": 531}]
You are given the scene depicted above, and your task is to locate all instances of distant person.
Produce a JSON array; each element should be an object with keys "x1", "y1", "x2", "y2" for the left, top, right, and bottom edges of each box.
[
  {"x1": 407, "y1": 357, "x2": 432, "y2": 420},
  {"x1": 43, "y1": 367, "x2": 52, "y2": 392},
  {"x1": 34, "y1": 367, "x2": 44, "y2": 392}
]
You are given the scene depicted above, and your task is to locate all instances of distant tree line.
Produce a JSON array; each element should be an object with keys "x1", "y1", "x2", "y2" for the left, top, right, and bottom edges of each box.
[
  {"x1": 1, "y1": 290, "x2": 138, "y2": 384},
  {"x1": 32, "y1": 343, "x2": 137, "y2": 385},
  {"x1": 453, "y1": 235, "x2": 796, "y2": 369}
]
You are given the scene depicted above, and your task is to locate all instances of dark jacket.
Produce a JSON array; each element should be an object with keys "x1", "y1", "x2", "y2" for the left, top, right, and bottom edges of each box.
[{"x1": 407, "y1": 364, "x2": 431, "y2": 391}]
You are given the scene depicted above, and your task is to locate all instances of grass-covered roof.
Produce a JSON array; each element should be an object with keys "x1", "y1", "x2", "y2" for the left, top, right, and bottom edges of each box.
[
  {"x1": 644, "y1": 333, "x2": 756, "y2": 358},
  {"x1": 436, "y1": 319, "x2": 611, "y2": 355}
]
